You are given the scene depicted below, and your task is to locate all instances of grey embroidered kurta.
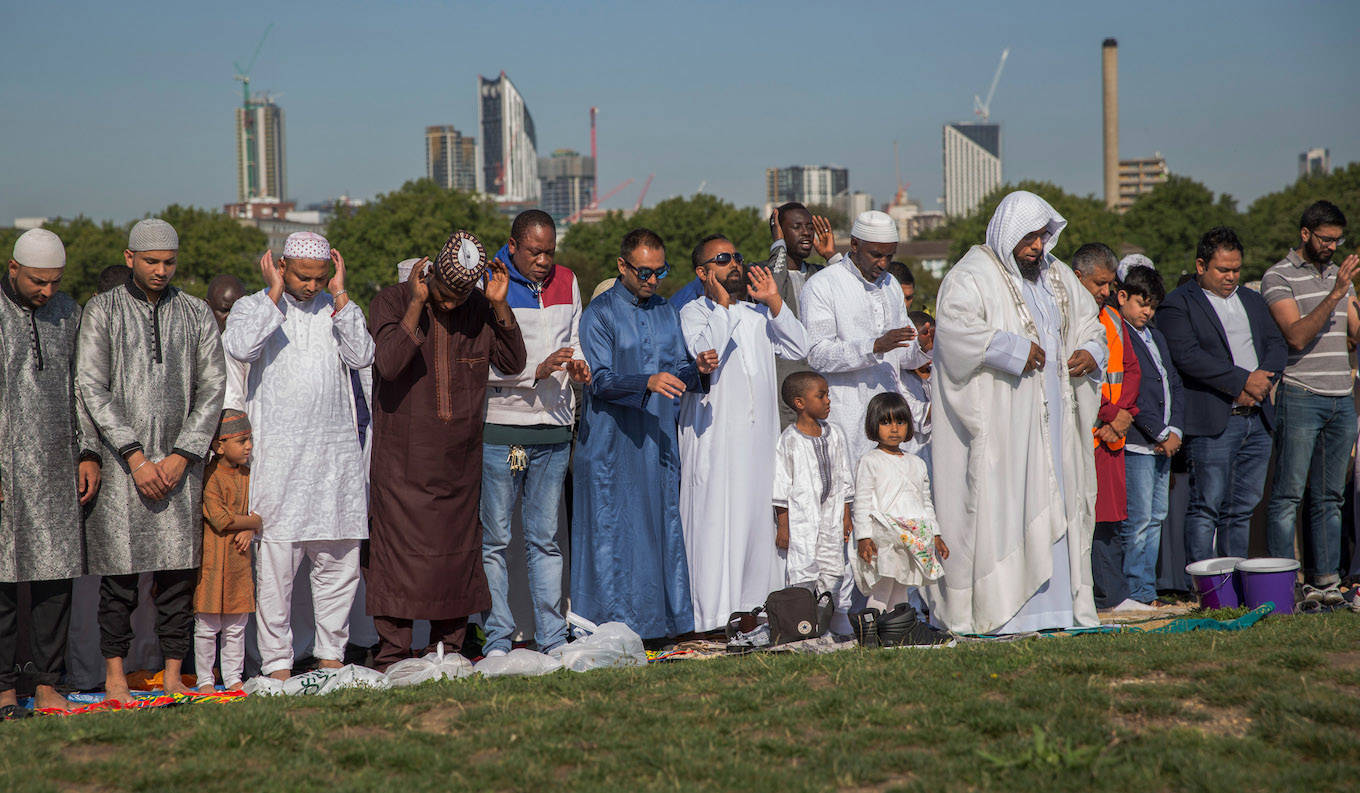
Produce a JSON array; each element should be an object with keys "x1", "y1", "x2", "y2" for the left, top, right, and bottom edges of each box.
[
  {"x1": 76, "y1": 281, "x2": 226, "y2": 575},
  {"x1": 0, "y1": 282, "x2": 101, "y2": 582}
]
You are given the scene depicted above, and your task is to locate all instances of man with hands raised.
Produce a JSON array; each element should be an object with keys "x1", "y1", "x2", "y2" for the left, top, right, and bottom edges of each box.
[
  {"x1": 572, "y1": 228, "x2": 718, "y2": 643},
  {"x1": 222, "y1": 232, "x2": 375, "y2": 680},
  {"x1": 677, "y1": 234, "x2": 809, "y2": 632}
]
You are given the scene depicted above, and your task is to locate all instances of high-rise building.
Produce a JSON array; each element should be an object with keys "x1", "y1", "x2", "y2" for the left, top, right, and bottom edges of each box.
[
  {"x1": 833, "y1": 190, "x2": 875, "y2": 222},
  {"x1": 235, "y1": 96, "x2": 286, "y2": 202},
  {"x1": 1299, "y1": 147, "x2": 1331, "y2": 178},
  {"x1": 425, "y1": 125, "x2": 479, "y2": 192},
  {"x1": 942, "y1": 122, "x2": 1001, "y2": 218},
  {"x1": 478, "y1": 72, "x2": 539, "y2": 203},
  {"x1": 538, "y1": 149, "x2": 595, "y2": 221},
  {"x1": 765, "y1": 165, "x2": 849, "y2": 208},
  {"x1": 1117, "y1": 154, "x2": 1168, "y2": 212}
]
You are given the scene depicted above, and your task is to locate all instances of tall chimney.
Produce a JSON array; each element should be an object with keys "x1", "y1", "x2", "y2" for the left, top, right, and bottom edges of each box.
[{"x1": 1102, "y1": 38, "x2": 1119, "y2": 210}]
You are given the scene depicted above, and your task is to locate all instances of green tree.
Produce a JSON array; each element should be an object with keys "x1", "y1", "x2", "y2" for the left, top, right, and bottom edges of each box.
[
  {"x1": 921, "y1": 181, "x2": 1125, "y2": 269},
  {"x1": 325, "y1": 179, "x2": 510, "y2": 309},
  {"x1": 805, "y1": 203, "x2": 848, "y2": 232},
  {"x1": 155, "y1": 204, "x2": 268, "y2": 298},
  {"x1": 1122, "y1": 175, "x2": 1241, "y2": 284},
  {"x1": 1239, "y1": 162, "x2": 1360, "y2": 279},
  {"x1": 560, "y1": 194, "x2": 770, "y2": 299}
]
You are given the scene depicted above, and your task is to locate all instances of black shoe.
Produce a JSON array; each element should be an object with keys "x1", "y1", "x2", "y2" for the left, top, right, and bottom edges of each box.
[
  {"x1": 850, "y1": 608, "x2": 881, "y2": 648},
  {"x1": 0, "y1": 704, "x2": 32, "y2": 721},
  {"x1": 902, "y1": 619, "x2": 955, "y2": 648},
  {"x1": 875, "y1": 603, "x2": 919, "y2": 648}
]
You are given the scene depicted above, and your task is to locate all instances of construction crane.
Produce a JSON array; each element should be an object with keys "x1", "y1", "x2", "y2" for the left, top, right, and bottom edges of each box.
[
  {"x1": 233, "y1": 24, "x2": 274, "y2": 106},
  {"x1": 633, "y1": 174, "x2": 654, "y2": 212},
  {"x1": 566, "y1": 178, "x2": 635, "y2": 224},
  {"x1": 973, "y1": 48, "x2": 1009, "y2": 123}
]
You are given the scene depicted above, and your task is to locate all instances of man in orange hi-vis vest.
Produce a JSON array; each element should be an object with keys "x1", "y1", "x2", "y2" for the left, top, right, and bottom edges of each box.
[{"x1": 1073, "y1": 243, "x2": 1142, "y2": 612}]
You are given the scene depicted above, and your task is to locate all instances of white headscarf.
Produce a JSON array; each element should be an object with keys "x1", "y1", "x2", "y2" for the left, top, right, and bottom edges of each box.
[{"x1": 985, "y1": 191, "x2": 1067, "y2": 273}]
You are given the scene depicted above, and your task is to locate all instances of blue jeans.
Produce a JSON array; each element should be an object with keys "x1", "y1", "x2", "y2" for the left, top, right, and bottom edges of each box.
[
  {"x1": 1183, "y1": 414, "x2": 1272, "y2": 563},
  {"x1": 480, "y1": 441, "x2": 572, "y2": 654},
  {"x1": 1121, "y1": 452, "x2": 1170, "y2": 603},
  {"x1": 1265, "y1": 384, "x2": 1356, "y2": 585}
]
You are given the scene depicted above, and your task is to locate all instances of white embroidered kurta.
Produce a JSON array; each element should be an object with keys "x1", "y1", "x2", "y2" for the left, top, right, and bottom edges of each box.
[
  {"x1": 772, "y1": 421, "x2": 855, "y2": 593},
  {"x1": 801, "y1": 257, "x2": 929, "y2": 462},
  {"x1": 851, "y1": 449, "x2": 937, "y2": 593},
  {"x1": 927, "y1": 191, "x2": 1105, "y2": 635},
  {"x1": 221, "y1": 290, "x2": 375, "y2": 542},
  {"x1": 678, "y1": 297, "x2": 809, "y2": 631}
]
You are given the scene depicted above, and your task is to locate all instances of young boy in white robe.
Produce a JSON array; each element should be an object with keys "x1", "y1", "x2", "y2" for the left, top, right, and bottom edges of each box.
[
  {"x1": 772, "y1": 372, "x2": 855, "y2": 634},
  {"x1": 851, "y1": 393, "x2": 953, "y2": 647}
]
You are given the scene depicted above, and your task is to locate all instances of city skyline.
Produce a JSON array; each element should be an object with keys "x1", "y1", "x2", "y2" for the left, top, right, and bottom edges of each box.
[{"x1": 1, "y1": 0, "x2": 1356, "y2": 225}]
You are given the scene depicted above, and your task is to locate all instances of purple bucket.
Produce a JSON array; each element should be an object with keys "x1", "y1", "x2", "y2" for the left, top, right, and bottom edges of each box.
[
  {"x1": 1185, "y1": 557, "x2": 1244, "y2": 609},
  {"x1": 1235, "y1": 558, "x2": 1301, "y2": 615}
]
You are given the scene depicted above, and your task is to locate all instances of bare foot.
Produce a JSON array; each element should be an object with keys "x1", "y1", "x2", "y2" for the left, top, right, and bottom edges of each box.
[
  {"x1": 269, "y1": 669, "x2": 291, "y2": 681},
  {"x1": 103, "y1": 658, "x2": 136, "y2": 705},
  {"x1": 0, "y1": 689, "x2": 17, "y2": 709},
  {"x1": 34, "y1": 685, "x2": 72, "y2": 711},
  {"x1": 227, "y1": 681, "x2": 244, "y2": 691},
  {"x1": 196, "y1": 685, "x2": 215, "y2": 694},
  {"x1": 317, "y1": 659, "x2": 343, "y2": 670},
  {"x1": 161, "y1": 660, "x2": 190, "y2": 695}
]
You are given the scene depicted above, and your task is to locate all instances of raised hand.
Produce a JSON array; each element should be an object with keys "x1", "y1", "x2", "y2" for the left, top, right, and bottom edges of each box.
[
  {"x1": 260, "y1": 250, "x2": 283, "y2": 300},
  {"x1": 406, "y1": 256, "x2": 430, "y2": 307},
  {"x1": 812, "y1": 215, "x2": 836, "y2": 260},
  {"x1": 769, "y1": 210, "x2": 783, "y2": 243},
  {"x1": 700, "y1": 265, "x2": 731, "y2": 307},
  {"x1": 695, "y1": 349, "x2": 720, "y2": 374},
  {"x1": 1332, "y1": 253, "x2": 1360, "y2": 297},
  {"x1": 747, "y1": 265, "x2": 783, "y2": 314},
  {"x1": 536, "y1": 347, "x2": 575, "y2": 381},
  {"x1": 485, "y1": 258, "x2": 511, "y2": 305}
]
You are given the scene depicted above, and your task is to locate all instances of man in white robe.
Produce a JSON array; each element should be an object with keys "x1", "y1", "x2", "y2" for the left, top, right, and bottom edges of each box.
[
  {"x1": 801, "y1": 211, "x2": 929, "y2": 463},
  {"x1": 678, "y1": 235, "x2": 809, "y2": 631},
  {"x1": 222, "y1": 231, "x2": 375, "y2": 678},
  {"x1": 929, "y1": 191, "x2": 1106, "y2": 635}
]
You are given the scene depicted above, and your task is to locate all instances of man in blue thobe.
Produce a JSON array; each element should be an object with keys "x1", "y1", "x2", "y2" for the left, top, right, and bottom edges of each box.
[{"x1": 572, "y1": 228, "x2": 716, "y2": 640}]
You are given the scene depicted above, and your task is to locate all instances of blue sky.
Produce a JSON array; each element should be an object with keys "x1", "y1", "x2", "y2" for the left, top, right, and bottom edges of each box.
[{"x1": 2, "y1": 0, "x2": 1356, "y2": 224}]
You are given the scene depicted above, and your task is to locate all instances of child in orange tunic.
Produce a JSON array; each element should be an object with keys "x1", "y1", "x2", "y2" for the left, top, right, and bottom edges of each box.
[{"x1": 193, "y1": 410, "x2": 261, "y2": 691}]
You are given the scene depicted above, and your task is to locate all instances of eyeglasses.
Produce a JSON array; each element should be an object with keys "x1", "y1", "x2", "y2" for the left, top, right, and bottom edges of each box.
[
  {"x1": 622, "y1": 258, "x2": 670, "y2": 282},
  {"x1": 702, "y1": 252, "x2": 745, "y2": 266},
  {"x1": 1311, "y1": 231, "x2": 1346, "y2": 247}
]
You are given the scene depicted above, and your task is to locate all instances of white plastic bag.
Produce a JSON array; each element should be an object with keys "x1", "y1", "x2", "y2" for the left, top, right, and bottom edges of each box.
[
  {"x1": 473, "y1": 647, "x2": 563, "y2": 678},
  {"x1": 551, "y1": 621, "x2": 647, "y2": 672},
  {"x1": 280, "y1": 664, "x2": 391, "y2": 696},
  {"x1": 242, "y1": 676, "x2": 285, "y2": 697},
  {"x1": 384, "y1": 643, "x2": 474, "y2": 687}
]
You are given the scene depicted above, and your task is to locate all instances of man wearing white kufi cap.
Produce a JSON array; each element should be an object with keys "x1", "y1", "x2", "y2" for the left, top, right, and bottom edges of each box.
[
  {"x1": 222, "y1": 231, "x2": 374, "y2": 680},
  {"x1": 928, "y1": 191, "x2": 1106, "y2": 635},
  {"x1": 0, "y1": 230, "x2": 102, "y2": 714},
  {"x1": 77, "y1": 217, "x2": 226, "y2": 701},
  {"x1": 801, "y1": 210, "x2": 930, "y2": 464}
]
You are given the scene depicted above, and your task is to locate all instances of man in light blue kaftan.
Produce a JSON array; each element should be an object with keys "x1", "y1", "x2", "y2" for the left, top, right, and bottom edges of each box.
[{"x1": 571, "y1": 229, "x2": 714, "y2": 640}]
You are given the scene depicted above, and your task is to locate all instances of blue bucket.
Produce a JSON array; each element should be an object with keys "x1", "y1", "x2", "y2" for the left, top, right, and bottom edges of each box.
[{"x1": 1185, "y1": 557, "x2": 1244, "y2": 609}]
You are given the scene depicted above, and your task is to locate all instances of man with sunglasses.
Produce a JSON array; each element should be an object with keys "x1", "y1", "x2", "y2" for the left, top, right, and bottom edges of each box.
[
  {"x1": 676, "y1": 234, "x2": 809, "y2": 633},
  {"x1": 572, "y1": 228, "x2": 718, "y2": 644},
  {"x1": 1261, "y1": 200, "x2": 1360, "y2": 606}
]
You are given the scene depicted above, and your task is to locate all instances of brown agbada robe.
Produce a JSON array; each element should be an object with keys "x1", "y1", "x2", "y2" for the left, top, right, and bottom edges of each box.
[
  {"x1": 365, "y1": 282, "x2": 527, "y2": 620},
  {"x1": 195, "y1": 458, "x2": 256, "y2": 614}
]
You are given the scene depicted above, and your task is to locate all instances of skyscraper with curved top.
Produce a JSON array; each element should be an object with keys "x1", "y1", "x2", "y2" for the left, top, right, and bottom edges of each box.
[{"x1": 478, "y1": 72, "x2": 539, "y2": 203}]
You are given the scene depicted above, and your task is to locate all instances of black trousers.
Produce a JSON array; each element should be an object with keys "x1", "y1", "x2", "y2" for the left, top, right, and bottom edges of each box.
[
  {"x1": 0, "y1": 579, "x2": 72, "y2": 691},
  {"x1": 1092, "y1": 521, "x2": 1128, "y2": 609},
  {"x1": 98, "y1": 570, "x2": 196, "y2": 662}
]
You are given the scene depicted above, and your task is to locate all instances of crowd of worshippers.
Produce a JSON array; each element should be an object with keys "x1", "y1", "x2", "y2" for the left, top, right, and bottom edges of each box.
[{"x1": 1, "y1": 190, "x2": 1356, "y2": 712}]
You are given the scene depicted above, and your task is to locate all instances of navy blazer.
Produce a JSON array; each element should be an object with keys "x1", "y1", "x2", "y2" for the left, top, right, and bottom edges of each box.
[
  {"x1": 1155, "y1": 281, "x2": 1287, "y2": 436},
  {"x1": 1125, "y1": 322, "x2": 1186, "y2": 447}
]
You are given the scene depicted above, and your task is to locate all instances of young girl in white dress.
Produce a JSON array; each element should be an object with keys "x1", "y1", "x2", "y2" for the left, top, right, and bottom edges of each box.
[{"x1": 852, "y1": 392, "x2": 950, "y2": 612}]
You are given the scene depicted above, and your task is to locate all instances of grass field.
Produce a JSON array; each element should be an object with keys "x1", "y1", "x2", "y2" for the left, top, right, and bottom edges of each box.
[{"x1": 4, "y1": 611, "x2": 1357, "y2": 793}]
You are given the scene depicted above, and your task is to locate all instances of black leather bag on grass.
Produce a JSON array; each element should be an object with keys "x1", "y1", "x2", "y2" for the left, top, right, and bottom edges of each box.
[{"x1": 764, "y1": 586, "x2": 833, "y2": 645}]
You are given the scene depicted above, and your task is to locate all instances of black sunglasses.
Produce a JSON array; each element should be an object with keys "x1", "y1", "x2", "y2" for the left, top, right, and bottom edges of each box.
[
  {"x1": 702, "y1": 252, "x2": 745, "y2": 266},
  {"x1": 622, "y1": 257, "x2": 670, "y2": 282}
]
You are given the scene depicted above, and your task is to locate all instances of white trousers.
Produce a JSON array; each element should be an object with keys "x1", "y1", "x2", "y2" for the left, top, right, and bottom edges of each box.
[
  {"x1": 194, "y1": 612, "x2": 249, "y2": 688},
  {"x1": 865, "y1": 580, "x2": 928, "y2": 614},
  {"x1": 255, "y1": 540, "x2": 361, "y2": 675}
]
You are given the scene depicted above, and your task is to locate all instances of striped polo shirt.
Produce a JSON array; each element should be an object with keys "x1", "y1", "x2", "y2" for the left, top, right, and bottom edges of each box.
[{"x1": 1261, "y1": 250, "x2": 1356, "y2": 396}]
